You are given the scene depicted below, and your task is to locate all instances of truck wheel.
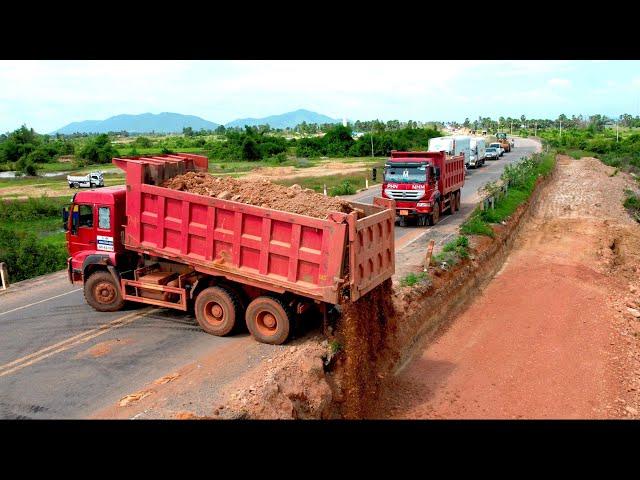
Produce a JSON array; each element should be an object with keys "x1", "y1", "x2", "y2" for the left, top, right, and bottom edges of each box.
[
  {"x1": 84, "y1": 271, "x2": 125, "y2": 312},
  {"x1": 245, "y1": 296, "x2": 293, "y2": 345},
  {"x1": 450, "y1": 193, "x2": 457, "y2": 213},
  {"x1": 428, "y1": 202, "x2": 440, "y2": 226},
  {"x1": 456, "y1": 192, "x2": 461, "y2": 211},
  {"x1": 399, "y1": 216, "x2": 407, "y2": 228},
  {"x1": 194, "y1": 286, "x2": 242, "y2": 336}
]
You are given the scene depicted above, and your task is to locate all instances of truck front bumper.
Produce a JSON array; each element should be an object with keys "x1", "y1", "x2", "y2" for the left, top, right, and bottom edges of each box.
[{"x1": 396, "y1": 201, "x2": 433, "y2": 217}]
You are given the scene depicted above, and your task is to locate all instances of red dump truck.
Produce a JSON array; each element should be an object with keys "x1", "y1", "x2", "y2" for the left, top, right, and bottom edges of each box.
[
  {"x1": 63, "y1": 154, "x2": 395, "y2": 345},
  {"x1": 381, "y1": 150, "x2": 465, "y2": 227}
]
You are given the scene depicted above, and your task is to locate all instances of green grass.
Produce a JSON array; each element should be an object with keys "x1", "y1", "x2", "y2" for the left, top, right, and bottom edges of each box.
[
  {"x1": 400, "y1": 271, "x2": 429, "y2": 287},
  {"x1": 432, "y1": 236, "x2": 470, "y2": 267},
  {"x1": 274, "y1": 171, "x2": 382, "y2": 196},
  {"x1": 623, "y1": 189, "x2": 640, "y2": 222},
  {"x1": 460, "y1": 152, "x2": 556, "y2": 237},
  {"x1": 560, "y1": 149, "x2": 597, "y2": 160},
  {"x1": 460, "y1": 215, "x2": 495, "y2": 237}
]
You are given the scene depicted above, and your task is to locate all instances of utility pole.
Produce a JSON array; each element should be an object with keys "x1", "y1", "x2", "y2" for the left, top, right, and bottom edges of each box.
[
  {"x1": 534, "y1": 122, "x2": 537, "y2": 137},
  {"x1": 559, "y1": 119, "x2": 562, "y2": 138},
  {"x1": 510, "y1": 121, "x2": 513, "y2": 135},
  {"x1": 616, "y1": 121, "x2": 619, "y2": 142},
  {"x1": 370, "y1": 125, "x2": 375, "y2": 159}
]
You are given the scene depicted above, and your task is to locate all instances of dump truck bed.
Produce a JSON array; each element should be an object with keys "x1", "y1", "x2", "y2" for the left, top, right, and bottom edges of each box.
[{"x1": 113, "y1": 154, "x2": 395, "y2": 304}]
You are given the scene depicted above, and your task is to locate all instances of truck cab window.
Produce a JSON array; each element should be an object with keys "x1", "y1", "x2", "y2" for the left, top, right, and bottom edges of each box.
[
  {"x1": 78, "y1": 204, "x2": 93, "y2": 228},
  {"x1": 98, "y1": 207, "x2": 110, "y2": 230}
]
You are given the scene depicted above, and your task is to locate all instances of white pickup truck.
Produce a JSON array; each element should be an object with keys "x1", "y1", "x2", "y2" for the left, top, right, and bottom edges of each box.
[{"x1": 67, "y1": 171, "x2": 104, "y2": 188}]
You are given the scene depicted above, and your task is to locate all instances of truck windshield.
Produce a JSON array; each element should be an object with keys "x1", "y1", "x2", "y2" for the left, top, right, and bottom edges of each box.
[{"x1": 384, "y1": 165, "x2": 427, "y2": 183}]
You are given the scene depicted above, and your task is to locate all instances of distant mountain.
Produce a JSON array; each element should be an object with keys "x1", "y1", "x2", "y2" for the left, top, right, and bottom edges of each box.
[
  {"x1": 51, "y1": 109, "x2": 341, "y2": 135},
  {"x1": 52, "y1": 112, "x2": 219, "y2": 135},
  {"x1": 224, "y1": 109, "x2": 340, "y2": 129}
]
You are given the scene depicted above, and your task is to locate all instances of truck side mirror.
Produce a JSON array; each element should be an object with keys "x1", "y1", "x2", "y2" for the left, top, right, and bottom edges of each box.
[
  {"x1": 62, "y1": 207, "x2": 69, "y2": 232},
  {"x1": 433, "y1": 167, "x2": 440, "y2": 180}
]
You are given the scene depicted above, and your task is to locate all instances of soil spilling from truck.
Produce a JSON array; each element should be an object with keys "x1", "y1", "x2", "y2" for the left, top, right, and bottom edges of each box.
[
  {"x1": 161, "y1": 171, "x2": 354, "y2": 219},
  {"x1": 335, "y1": 278, "x2": 398, "y2": 418}
]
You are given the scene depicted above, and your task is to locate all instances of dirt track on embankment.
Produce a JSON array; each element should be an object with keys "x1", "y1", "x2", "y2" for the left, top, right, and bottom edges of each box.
[{"x1": 374, "y1": 155, "x2": 640, "y2": 419}]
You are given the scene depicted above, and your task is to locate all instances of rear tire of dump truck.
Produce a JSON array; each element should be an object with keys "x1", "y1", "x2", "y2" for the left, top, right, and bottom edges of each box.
[
  {"x1": 194, "y1": 286, "x2": 242, "y2": 336},
  {"x1": 84, "y1": 271, "x2": 126, "y2": 312},
  {"x1": 245, "y1": 295, "x2": 293, "y2": 345}
]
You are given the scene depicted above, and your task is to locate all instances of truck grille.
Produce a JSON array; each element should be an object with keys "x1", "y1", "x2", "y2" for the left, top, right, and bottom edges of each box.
[{"x1": 384, "y1": 189, "x2": 424, "y2": 201}]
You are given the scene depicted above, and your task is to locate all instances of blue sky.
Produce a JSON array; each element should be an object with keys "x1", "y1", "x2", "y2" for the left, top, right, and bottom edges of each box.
[{"x1": 1, "y1": 60, "x2": 639, "y2": 133}]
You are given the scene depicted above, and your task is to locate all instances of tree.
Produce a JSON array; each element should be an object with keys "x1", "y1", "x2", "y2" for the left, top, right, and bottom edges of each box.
[
  {"x1": 79, "y1": 134, "x2": 119, "y2": 163},
  {"x1": 183, "y1": 126, "x2": 194, "y2": 137},
  {"x1": 133, "y1": 136, "x2": 152, "y2": 148},
  {"x1": 241, "y1": 137, "x2": 261, "y2": 160}
]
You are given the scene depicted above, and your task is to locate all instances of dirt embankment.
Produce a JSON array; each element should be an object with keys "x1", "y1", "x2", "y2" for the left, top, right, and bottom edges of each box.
[
  {"x1": 374, "y1": 155, "x2": 640, "y2": 419},
  {"x1": 162, "y1": 171, "x2": 354, "y2": 219}
]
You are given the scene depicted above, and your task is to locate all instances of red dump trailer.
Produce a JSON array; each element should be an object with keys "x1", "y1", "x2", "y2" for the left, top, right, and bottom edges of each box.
[{"x1": 64, "y1": 154, "x2": 395, "y2": 344}]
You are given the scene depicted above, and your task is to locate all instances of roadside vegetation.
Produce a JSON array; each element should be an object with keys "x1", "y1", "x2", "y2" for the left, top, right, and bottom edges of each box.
[
  {"x1": 461, "y1": 152, "x2": 556, "y2": 237},
  {"x1": 274, "y1": 170, "x2": 383, "y2": 197},
  {"x1": 623, "y1": 189, "x2": 640, "y2": 222},
  {"x1": 432, "y1": 236, "x2": 470, "y2": 267},
  {"x1": 400, "y1": 271, "x2": 429, "y2": 287},
  {"x1": 0, "y1": 196, "x2": 68, "y2": 282}
]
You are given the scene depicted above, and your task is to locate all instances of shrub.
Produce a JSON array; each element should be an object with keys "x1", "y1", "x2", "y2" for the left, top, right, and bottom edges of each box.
[
  {"x1": 623, "y1": 189, "x2": 640, "y2": 221},
  {"x1": 0, "y1": 228, "x2": 67, "y2": 282},
  {"x1": 331, "y1": 180, "x2": 355, "y2": 196}
]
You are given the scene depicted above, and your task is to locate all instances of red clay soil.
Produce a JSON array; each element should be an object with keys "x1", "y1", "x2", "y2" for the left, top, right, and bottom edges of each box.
[
  {"x1": 161, "y1": 172, "x2": 354, "y2": 219},
  {"x1": 375, "y1": 155, "x2": 640, "y2": 419}
]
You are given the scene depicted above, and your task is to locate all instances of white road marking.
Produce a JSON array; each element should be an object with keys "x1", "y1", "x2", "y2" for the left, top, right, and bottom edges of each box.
[
  {"x1": 0, "y1": 288, "x2": 82, "y2": 317},
  {"x1": 0, "y1": 307, "x2": 156, "y2": 377}
]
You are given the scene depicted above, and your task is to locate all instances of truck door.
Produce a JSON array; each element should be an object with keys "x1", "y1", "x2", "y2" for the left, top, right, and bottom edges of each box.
[
  {"x1": 95, "y1": 205, "x2": 115, "y2": 252},
  {"x1": 68, "y1": 203, "x2": 97, "y2": 254}
]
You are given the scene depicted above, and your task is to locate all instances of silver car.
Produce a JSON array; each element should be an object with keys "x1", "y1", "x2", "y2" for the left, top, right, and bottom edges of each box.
[{"x1": 485, "y1": 147, "x2": 500, "y2": 160}]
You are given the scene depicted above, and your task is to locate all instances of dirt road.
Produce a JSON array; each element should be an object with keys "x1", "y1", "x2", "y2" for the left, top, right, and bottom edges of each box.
[{"x1": 376, "y1": 155, "x2": 640, "y2": 419}]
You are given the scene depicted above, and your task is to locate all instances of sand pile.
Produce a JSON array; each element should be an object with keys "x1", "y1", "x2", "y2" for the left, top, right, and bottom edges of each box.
[{"x1": 161, "y1": 172, "x2": 354, "y2": 219}]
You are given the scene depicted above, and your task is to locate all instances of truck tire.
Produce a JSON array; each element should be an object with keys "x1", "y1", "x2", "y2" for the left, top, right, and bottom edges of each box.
[
  {"x1": 245, "y1": 295, "x2": 294, "y2": 345},
  {"x1": 428, "y1": 201, "x2": 440, "y2": 226},
  {"x1": 450, "y1": 193, "x2": 457, "y2": 214},
  {"x1": 194, "y1": 286, "x2": 242, "y2": 336},
  {"x1": 84, "y1": 271, "x2": 126, "y2": 312}
]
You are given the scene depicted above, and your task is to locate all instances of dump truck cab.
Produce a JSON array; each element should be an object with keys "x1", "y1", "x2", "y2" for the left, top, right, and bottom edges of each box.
[
  {"x1": 63, "y1": 186, "x2": 132, "y2": 284},
  {"x1": 382, "y1": 150, "x2": 464, "y2": 227}
]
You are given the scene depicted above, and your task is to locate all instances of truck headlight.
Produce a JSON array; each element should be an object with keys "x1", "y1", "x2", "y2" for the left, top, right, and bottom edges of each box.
[{"x1": 417, "y1": 202, "x2": 430, "y2": 207}]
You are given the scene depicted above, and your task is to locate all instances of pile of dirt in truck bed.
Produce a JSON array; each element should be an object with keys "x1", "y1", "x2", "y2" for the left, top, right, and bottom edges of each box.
[{"x1": 161, "y1": 172, "x2": 354, "y2": 219}]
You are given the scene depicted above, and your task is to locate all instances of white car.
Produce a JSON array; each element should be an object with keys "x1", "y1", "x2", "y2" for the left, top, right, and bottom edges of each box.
[{"x1": 489, "y1": 143, "x2": 504, "y2": 157}]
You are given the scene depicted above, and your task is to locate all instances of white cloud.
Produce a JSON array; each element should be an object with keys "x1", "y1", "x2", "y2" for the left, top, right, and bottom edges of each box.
[{"x1": 0, "y1": 60, "x2": 637, "y2": 132}]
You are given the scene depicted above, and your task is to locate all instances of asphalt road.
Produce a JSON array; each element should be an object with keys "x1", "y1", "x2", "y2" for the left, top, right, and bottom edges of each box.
[
  {"x1": 347, "y1": 138, "x2": 540, "y2": 240},
  {"x1": 0, "y1": 138, "x2": 540, "y2": 418}
]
